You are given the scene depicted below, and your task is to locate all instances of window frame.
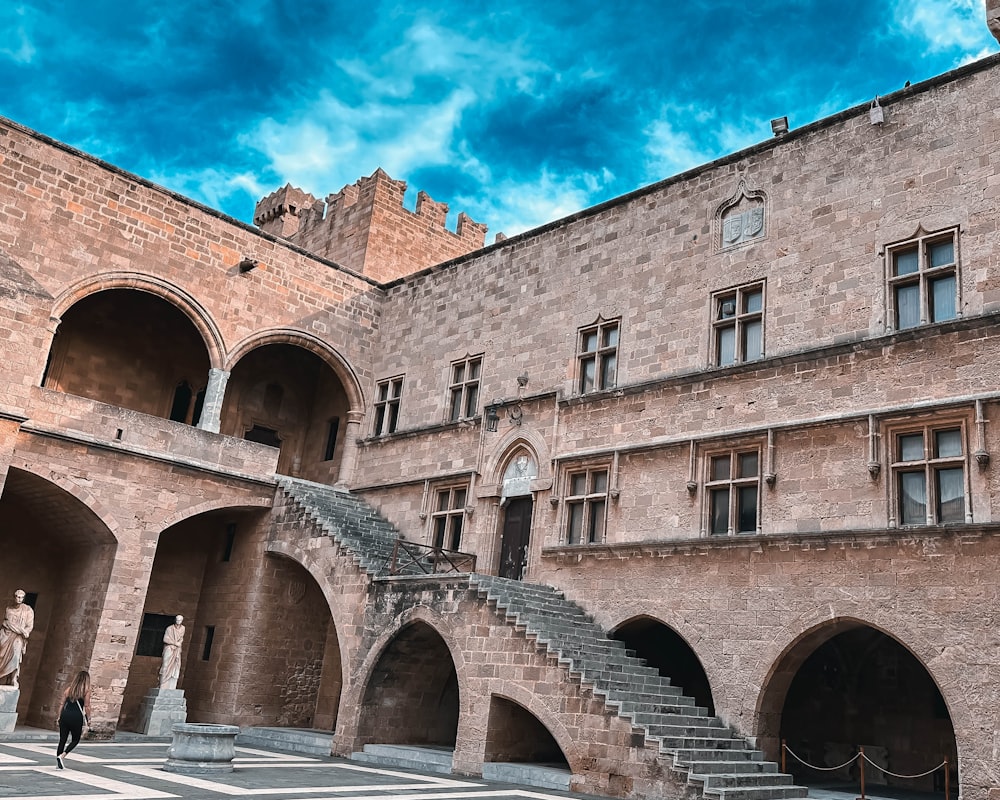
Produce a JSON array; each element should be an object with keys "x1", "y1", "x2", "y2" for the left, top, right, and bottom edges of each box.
[
  {"x1": 703, "y1": 445, "x2": 762, "y2": 536},
  {"x1": 885, "y1": 227, "x2": 961, "y2": 331},
  {"x1": 711, "y1": 282, "x2": 765, "y2": 367},
  {"x1": 887, "y1": 419, "x2": 970, "y2": 527},
  {"x1": 564, "y1": 465, "x2": 610, "y2": 545},
  {"x1": 447, "y1": 355, "x2": 483, "y2": 422},
  {"x1": 430, "y1": 484, "x2": 469, "y2": 551},
  {"x1": 373, "y1": 376, "x2": 404, "y2": 436},
  {"x1": 577, "y1": 319, "x2": 620, "y2": 394}
]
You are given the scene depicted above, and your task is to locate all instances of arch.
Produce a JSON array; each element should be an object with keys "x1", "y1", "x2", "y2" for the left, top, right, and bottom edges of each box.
[
  {"x1": 750, "y1": 612, "x2": 965, "y2": 786},
  {"x1": 225, "y1": 328, "x2": 364, "y2": 412},
  {"x1": 483, "y1": 430, "x2": 552, "y2": 488},
  {"x1": 51, "y1": 272, "x2": 226, "y2": 369},
  {"x1": 486, "y1": 685, "x2": 578, "y2": 769},
  {"x1": 610, "y1": 613, "x2": 715, "y2": 715},
  {"x1": 8, "y1": 464, "x2": 125, "y2": 542},
  {"x1": 157, "y1": 496, "x2": 274, "y2": 540}
]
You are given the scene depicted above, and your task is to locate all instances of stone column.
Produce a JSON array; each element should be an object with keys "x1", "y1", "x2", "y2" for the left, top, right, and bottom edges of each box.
[
  {"x1": 196, "y1": 368, "x2": 230, "y2": 434},
  {"x1": 334, "y1": 411, "x2": 365, "y2": 488}
]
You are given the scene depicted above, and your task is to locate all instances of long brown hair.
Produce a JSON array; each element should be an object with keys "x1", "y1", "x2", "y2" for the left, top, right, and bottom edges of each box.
[{"x1": 66, "y1": 670, "x2": 90, "y2": 703}]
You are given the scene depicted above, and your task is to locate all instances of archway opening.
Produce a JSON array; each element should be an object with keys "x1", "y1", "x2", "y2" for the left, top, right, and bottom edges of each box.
[
  {"x1": 221, "y1": 343, "x2": 350, "y2": 482},
  {"x1": 358, "y1": 621, "x2": 458, "y2": 749},
  {"x1": 0, "y1": 468, "x2": 116, "y2": 727},
  {"x1": 611, "y1": 616, "x2": 714, "y2": 715},
  {"x1": 484, "y1": 695, "x2": 568, "y2": 768},
  {"x1": 119, "y1": 509, "x2": 339, "y2": 733},
  {"x1": 764, "y1": 622, "x2": 957, "y2": 795},
  {"x1": 44, "y1": 289, "x2": 211, "y2": 423}
]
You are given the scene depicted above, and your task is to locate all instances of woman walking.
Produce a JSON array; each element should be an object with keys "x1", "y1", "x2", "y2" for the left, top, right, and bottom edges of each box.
[{"x1": 55, "y1": 670, "x2": 91, "y2": 769}]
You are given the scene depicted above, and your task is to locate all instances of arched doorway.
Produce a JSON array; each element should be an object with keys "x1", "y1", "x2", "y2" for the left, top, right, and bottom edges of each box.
[
  {"x1": 761, "y1": 621, "x2": 957, "y2": 795},
  {"x1": 611, "y1": 616, "x2": 714, "y2": 715},
  {"x1": 44, "y1": 289, "x2": 212, "y2": 423},
  {"x1": 357, "y1": 621, "x2": 458, "y2": 750},
  {"x1": 497, "y1": 450, "x2": 537, "y2": 580},
  {"x1": 0, "y1": 468, "x2": 116, "y2": 727}
]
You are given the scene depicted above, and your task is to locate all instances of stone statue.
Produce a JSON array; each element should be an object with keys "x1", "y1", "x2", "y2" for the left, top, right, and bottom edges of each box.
[
  {"x1": 158, "y1": 615, "x2": 185, "y2": 691},
  {"x1": 0, "y1": 590, "x2": 34, "y2": 688}
]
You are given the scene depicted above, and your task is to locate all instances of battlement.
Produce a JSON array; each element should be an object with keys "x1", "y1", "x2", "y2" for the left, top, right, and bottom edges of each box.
[{"x1": 253, "y1": 169, "x2": 488, "y2": 282}]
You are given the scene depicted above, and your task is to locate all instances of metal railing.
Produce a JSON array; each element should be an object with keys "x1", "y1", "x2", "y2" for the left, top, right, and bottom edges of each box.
[
  {"x1": 389, "y1": 539, "x2": 477, "y2": 575},
  {"x1": 782, "y1": 740, "x2": 952, "y2": 800}
]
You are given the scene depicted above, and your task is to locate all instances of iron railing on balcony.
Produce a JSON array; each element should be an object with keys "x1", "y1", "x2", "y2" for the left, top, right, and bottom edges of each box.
[{"x1": 389, "y1": 539, "x2": 477, "y2": 575}]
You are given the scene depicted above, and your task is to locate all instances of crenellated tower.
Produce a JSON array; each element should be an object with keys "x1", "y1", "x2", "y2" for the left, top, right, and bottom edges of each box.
[{"x1": 253, "y1": 169, "x2": 488, "y2": 282}]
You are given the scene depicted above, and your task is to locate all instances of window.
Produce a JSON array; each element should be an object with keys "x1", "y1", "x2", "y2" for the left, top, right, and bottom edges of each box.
[
  {"x1": 891, "y1": 424, "x2": 967, "y2": 525},
  {"x1": 373, "y1": 377, "x2": 403, "y2": 435},
  {"x1": 713, "y1": 283, "x2": 764, "y2": 366},
  {"x1": 431, "y1": 485, "x2": 468, "y2": 551},
  {"x1": 323, "y1": 418, "x2": 340, "y2": 461},
  {"x1": 448, "y1": 356, "x2": 482, "y2": 422},
  {"x1": 706, "y1": 449, "x2": 760, "y2": 535},
  {"x1": 565, "y1": 467, "x2": 609, "y2": 544},
  {"x1": 135, "y1": 613, "x2": 177, "y2": 657},
  {"x1": 887, "y1": 230, "x2": 959, "y2": 330},
  {"x1": 578, "y1": 320, "x2": 619, "y2": 393}
]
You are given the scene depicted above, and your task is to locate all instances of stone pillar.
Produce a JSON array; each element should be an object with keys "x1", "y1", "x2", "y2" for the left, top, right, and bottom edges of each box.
[
  {"x1": 0, "y1": 687, "x2": 19, "y2": 733},
  {"x1": 334, "y1": 411, "x2": 365, "y2": 488},
  {"x1": 196, "y1": 368, "x2": 231, "y2": 434},
  {"x1": 136, "y1": 688, "x2": 187, "y2": 736}
]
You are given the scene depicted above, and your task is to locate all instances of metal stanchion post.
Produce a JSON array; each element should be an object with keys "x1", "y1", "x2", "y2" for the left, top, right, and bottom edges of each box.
[
  {"x1": 944, "y1": 756, "x2": 950, "y2": 800},
  {"x1": 856, "y1": 746, "x2": 866, "y2": 800},
  {"x1": 782, "y1": 739, "x2": 786, "y2": 774}
]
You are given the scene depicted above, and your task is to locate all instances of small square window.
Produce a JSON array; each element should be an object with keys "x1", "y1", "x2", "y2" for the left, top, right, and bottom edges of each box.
[
  {"x1": 565, "y1": 466, "x2": 610, "y2": 544},
  {"x1": 890, "y1": 423, "x2": 968, "y2": 527},
  {"x1": 431, "y1": 485, "x2": 468, "y2": 551},
  {"x1": 705, "y1": 447, "x2": 761, "y2": 535}
]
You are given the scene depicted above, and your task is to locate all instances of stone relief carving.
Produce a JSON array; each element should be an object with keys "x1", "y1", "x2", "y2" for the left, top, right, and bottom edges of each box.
[
  {"x1": 500, "y1": 452, "x2": 537, "y2": 501},
  {"x1": 717, "y1": 179, "x2": 768, "y2": 250}
]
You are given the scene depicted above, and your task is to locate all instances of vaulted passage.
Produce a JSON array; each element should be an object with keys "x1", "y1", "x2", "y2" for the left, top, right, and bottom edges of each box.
[
  {"x1": 44, "y1": 289, "x2": 211, "y2": 422},
  {"x1": 119, "y1": 509, "x2": 338, "y2": 732},
  {"x1": 358, "y1": 622, "x2": 458, "y2": 748},
  {"x1": 221, "y1": 344, "x2": 350, "y2": 482},
  {"x1": 612, "y1": 616, "x2": 715, "y2": 715},
  {"x1": 0, "y1": 468, "x2": 116, "y2": 727},
  {"x1": 485, "y1": 695, "x2": 568, "y2": 767},
  {"x1": 763, "y1": 622, "x2": 957, "y2": 795}
]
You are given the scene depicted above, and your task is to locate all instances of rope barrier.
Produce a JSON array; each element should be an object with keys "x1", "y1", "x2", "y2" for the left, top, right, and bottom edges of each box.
[
  {"x1": 780, "y1": 741, "x2": 952, "y2": 800},
  {"x1": 782, "y1": 743, "x2": 860, "y2": 772},
  {"x1": 860, "y1": 751, "x2": 947, "y2": 780}
]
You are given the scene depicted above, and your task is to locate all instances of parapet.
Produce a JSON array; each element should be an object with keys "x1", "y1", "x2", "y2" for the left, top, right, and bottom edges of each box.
[{"x1": 254, "y1": 169, "x2": 488, "y2": 282}]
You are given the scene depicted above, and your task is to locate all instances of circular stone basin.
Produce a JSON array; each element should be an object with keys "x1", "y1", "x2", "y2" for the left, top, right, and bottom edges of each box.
[{"x1": 163, "y1": 723, "x2": 240, "y2": 774}]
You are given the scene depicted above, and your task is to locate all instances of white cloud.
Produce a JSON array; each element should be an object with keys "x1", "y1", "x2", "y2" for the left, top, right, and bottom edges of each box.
[
  {"x1": 0, "y1": 5, "x2": 37, "y2": 64},
  {"x1": 894, "y1": 0, "x2": 995, "y2": 54},
  {"x1": 454, "y1": 167, "x2": 615, "y2": 239},
  {"x1": 146, "y1": 167, "x2": 267, "y2": 214},
  {"x1": 642, "y1": 106, "x2": 719, "y2": 182}
]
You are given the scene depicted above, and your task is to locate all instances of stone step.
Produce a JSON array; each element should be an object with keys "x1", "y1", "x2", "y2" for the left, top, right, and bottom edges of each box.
[
  {"x1": 627, "y1": 711, "x2": 718, "y2": 728},
  {"x1": 482, "y1": 762, "x2": 571, "y2": 791},
  {"x1": 702, "y1": 785, "x2": 809, "y2": 800},
  {"x1": 236, "y1": 726, "x2": 334, "y2": 757},
  {"x1": 658, "y1": 735, "x2": 750, "y2": 751},
  {"x1": 350, "y1": 743, "x2": 454, "y2": 775},
  {"x1": 672, "y1": 748, "x2": 763, "y2": 766},
  {"x1": 691, "y1": 772, "x2": 793, "y2": 789},
  {"x1": 646, "y1": 723, "x2": 736, "y2": 739},
  {"x1": 684, "y1": 759, "x2": 779, "y2": 775}
]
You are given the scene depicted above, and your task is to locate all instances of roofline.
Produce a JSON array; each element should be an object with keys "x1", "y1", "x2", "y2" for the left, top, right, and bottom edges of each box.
[
  {"x1": 384, "y1": 50, "x2": 1000, "y2": 291},
  {"x1": 0, "y1": 115, "x2": 384, "y2": 291}
]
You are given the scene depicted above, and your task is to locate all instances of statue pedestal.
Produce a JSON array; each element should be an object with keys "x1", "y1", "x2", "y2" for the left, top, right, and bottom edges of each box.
[
  {"x1": 137, "y1": 688, "x2": 187, "y2": 736},
  {"x1": 0, "y1": 686, "x2": 19, "y2": 733}
]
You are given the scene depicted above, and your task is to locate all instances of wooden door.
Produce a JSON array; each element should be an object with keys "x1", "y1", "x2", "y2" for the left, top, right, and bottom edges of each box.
[{"x1": 498, "y1": 497, "x2": 533, "y2": 580}]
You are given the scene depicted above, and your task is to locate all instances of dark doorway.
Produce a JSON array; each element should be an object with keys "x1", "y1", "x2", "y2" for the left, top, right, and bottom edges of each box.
[
  {"x1": 612, "y1": 617, "x2": 714, "y2": 715},
  {"x1": 498, "y1": 497, "x2": 532, "y2": 580}
]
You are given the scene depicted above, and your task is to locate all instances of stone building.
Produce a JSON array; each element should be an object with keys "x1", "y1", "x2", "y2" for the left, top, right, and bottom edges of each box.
[{"x1": 1, "y1": 14, "x2": 999, "y2": 800}]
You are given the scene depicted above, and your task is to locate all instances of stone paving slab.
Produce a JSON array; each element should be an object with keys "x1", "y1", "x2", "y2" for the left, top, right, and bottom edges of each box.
[{"x1": 0, "y1": 739, "x2": 593, "y2": 800}]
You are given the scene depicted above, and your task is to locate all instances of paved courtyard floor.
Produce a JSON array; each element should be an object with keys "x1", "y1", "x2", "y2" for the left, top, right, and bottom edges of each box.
[{"x1": 0, "y1": 736, "x2": 590, "y2": 800}]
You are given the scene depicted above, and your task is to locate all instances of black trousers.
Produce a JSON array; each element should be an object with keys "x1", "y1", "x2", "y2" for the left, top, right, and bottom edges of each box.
[{"x1": 57, "y1": 701, "x2": 84, "y2": 756}]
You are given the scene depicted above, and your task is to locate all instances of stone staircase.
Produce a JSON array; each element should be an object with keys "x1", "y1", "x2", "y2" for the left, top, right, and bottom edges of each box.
[
  {"x1": 274, "y1": 481, "x2": 808, "y2": 800},
  {"x1": 276, "y1": 477, "x2": 401, "y2": 575},
  {"x1": 468, "y1": 574, "x2": 809, "y2": 800}
]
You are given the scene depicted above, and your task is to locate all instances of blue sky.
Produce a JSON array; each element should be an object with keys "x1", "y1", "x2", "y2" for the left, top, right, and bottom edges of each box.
[{"x1": 1, "y1": 1, "x2": 996, "y2": 239}]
